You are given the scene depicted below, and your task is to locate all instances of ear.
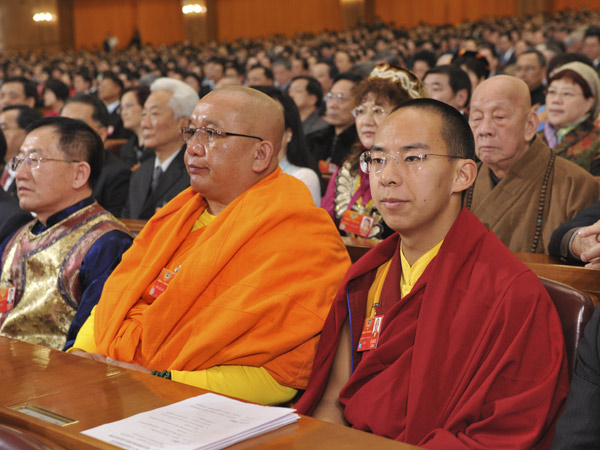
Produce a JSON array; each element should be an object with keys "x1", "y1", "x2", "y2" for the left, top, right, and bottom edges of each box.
[
  {"x1": 72, "y1": 162, "x2": 91, "y2": 190},
  {"x1": 97, "y1": 126, "x2": 108, "y2": 143},
  {"x1": 585, "y1": 96, "x2": 596, "y2": 115},
  {"x1": 451, "y1": 158, "x2": 478, "y2": 194},
  {"x1": 251, "y1": 140, "x2": 275, "y2": 173},
  {"x1": 454, "y1": 89, "x2": 468, "y2": 109},
  {"x1": 523, "y1": 109, "x2": 539, "y2": 142},
  {"x1": 283, "y1": 128, "x2": 292, "y2": 146}
]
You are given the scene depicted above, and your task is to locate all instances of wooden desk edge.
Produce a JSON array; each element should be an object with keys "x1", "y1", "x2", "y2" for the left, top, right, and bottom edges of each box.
[{"x1": 0, "y1": 406, "x2": 120, "y2": 450}]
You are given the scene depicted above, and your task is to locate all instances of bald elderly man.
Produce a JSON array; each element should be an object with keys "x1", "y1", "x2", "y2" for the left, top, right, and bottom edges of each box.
[
  {"x1": 71, "y1": 86, "x2": 351, "y2": 405},
  {"x1": 465, "y1": 75, "x2": 599, "y2": 253}
]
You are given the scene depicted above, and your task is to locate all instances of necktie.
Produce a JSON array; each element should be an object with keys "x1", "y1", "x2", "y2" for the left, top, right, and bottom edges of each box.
[
  {"x1": 0, "y1": 170, "x2": 10, "y2": 190},
  {"x1": 151, "y1": 166, "x2": 163, "y2": 193}
]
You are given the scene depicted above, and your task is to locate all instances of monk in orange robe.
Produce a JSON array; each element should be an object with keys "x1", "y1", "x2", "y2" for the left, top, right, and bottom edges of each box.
[{"x1": 72, "y1": 87, "x2": 350, "y2": 405}]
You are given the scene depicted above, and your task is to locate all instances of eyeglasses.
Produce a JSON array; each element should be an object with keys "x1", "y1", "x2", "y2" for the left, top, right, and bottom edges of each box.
[
  {"x1": 181, "y1": 127, "x2": 263, "y2": 147},
  {"x1": 546, "y1": 89, "x2": 583, "y2": 100},
  {"x1": 10, "y1": 153, "x2": 80, "y2": 171},
  {"x1": 325, "y1": 92, "x2": 349, "y2": 103},
  {"x1": 359, "y1": 150, "x2": 463, "y2": 174},
  {"x1": 515, "y1": 65, "x2": 539, "y2": 73},
  {"x1": 352, "y1": 105, "x2": 389, "y2": 119}
]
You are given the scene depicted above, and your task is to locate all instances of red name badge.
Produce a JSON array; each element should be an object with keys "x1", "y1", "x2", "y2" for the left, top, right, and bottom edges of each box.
[
  {"x1": 319, "y1": 160, "x2": 338, "y2": 174},
  {"x1": 0, "y1": 286, "x2": 16, "y2": 313},
  {"x1": 357, "y1": 315, "x2": 383, "y2": 352},
  {"x1": 149, "y1": 267, "x2": 178, "y2": 299},
  {"x1": 339, "y1": 209, "x2": 375, "y2": 238}
]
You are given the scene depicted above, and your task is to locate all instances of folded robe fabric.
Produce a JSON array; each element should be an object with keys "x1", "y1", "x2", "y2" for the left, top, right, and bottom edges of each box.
[
  {"x1": 297, "y1": 208, "x2": 569, "y2": 447},
  {"x1": 94, "y1": 168, "x2": 350, "y2": 389}
]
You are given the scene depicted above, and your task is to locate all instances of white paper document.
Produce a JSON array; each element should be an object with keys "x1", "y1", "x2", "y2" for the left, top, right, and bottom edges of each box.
[{"x1": 82, "y1": 393, "x2": 299, "y2": 450}]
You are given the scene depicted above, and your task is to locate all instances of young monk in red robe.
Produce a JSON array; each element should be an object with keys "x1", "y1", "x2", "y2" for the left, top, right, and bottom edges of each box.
[
  {"x1": 70, "y1": 87, "x2": 350, "y2": 405},
  {"x1": 296, "y1": 99, "x2": 569, "y2": 448}
]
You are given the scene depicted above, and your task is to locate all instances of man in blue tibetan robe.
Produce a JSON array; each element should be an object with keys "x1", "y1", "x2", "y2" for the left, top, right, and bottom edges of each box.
[{"x1": 0, "y1": 117, "x2": 132, "y2": 350}]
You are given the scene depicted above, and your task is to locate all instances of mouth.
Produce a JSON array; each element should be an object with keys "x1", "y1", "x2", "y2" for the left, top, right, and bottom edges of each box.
[
  {"x1": 187, "y1": 162, "x2": 209, "y2": 174},
  {"x1": 378, "y1": 198, "x2": 408, "y2": 209}
]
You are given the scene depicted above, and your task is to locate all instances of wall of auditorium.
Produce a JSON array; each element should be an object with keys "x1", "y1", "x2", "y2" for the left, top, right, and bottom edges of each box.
[
  {"x1": 0, "y1": 0, "x2": 599, "y2": 52},
  {"x1": 72, "y1": 0, "x2": 184, "y2": 50},
  {"x1": 215, "y1": 0, "x2": 343, "y2": 41},
  {"x1": 0, "y1": 0, "x2": 63, "y2": 52}
]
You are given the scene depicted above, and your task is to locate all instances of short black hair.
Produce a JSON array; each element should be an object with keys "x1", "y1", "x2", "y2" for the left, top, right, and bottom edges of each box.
[
  {"x1": 411, "y1": 50, "x2": 437, "y2": 70},
  {"x1": 584, "y1": 26, "x2": 600, "y2": 41},
  {"x1": 100, "y1": 71, "x2": 124, "y2": 93},
  {"x1": 452, "y1": 51, "x2": 490, "y2": 80},
  {"x1": 395, "y1": 98, "x2": 475, "y2": 160},
  {"x1": 25, "y1": 116, "x2": 104, "y2": 188},
  {"x1": 519, "y1": 48, "x2": 547, "y2": 68},
  {"x1": 43, "y1": 78, "x2": 70, "y2": 101},
  {"x1": 289, "y1": 75, "x2": 323, "y2": 107},
  {"x1": 65, "y1": 93, "x2": 110, "y2": 128},
  {"x1": 2, "y1": 105, "x2": 43, "y2": 129},
  {"x1": 333, "y1": 72, "x2": 363, "y2": 84},
  {"x1": 315, "y1": 60, "x2": 338, "y2": 80},
  {"x1": 272, "y1": 57, "x2": 291, "y2": 70},
  {"x1": 75, "y1": 68, "x2": 93, "y2": 84},
  {"x1": 424, "y1": 65, "x2": 472, "y2": 107},
  {"x1": 248, "y1": 65, "x2": 274, "y2": 81},
  {"x1": 2, "y1": 76, "x2": 38, "y2": 103},
  {"x1": 547, "y1": 53, "x2": 594, "y2": 78}
]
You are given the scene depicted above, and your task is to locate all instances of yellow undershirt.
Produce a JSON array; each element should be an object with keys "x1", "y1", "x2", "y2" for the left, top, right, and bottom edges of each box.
[
  {"x1": 70, "y1": 208, "x2": 297, "y2": 405},
  {"x1": 366, "y1": 241, "x2": 443, "y2": 318}
]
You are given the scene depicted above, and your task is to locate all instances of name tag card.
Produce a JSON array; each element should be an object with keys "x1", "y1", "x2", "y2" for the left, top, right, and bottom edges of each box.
[
  {"x1": 0, "y1": 286, "x2": 15, "y2": 313},
  {"x1": 339, "y1": 210, "x2": 374, "y2": 238}
]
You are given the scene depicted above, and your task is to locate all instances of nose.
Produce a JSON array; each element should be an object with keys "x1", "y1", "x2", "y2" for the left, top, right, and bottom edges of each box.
[
  {"x1": 141, "y1": 113, "x2": 151, "y2": 129},
  {"x1": 474, "y1": 115, "x2": 495, "y2": 137},
  {"x1": 186, "y1": 134, "x2": 206, "y2": 157},
  {"x1": 377, "y1": 155, "x2": 402, "y2": 187}
]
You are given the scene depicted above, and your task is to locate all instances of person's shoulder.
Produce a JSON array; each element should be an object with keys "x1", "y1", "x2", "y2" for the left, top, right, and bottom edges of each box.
[{"x1": 554, "y1": 154, "x2": 598, "y2": 186}]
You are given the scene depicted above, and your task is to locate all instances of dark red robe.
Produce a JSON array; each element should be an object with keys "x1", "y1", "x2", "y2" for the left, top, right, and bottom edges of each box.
[{"x1": 297, "y1": 207, "x2": 569, "y2": 449}]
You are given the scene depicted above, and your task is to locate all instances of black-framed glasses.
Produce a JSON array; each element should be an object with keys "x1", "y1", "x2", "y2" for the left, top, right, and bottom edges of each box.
[
  {"x1": 10, "y1": 154, "x2": 80, "y2": 171},
  {"x1": 359, "y1": 150, "x2": 463, "y2": 174},
  {"x1": 181, "y1": 127, "x2": 263, "y2": 147}
]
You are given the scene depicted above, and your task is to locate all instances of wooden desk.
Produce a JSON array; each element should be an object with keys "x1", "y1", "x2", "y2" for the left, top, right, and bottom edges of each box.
[
  {"x1": 514, "y1": 252, "x2": 600, "y2": 301},
  {"x1": 0, "y1": 338, "x2": 418, "y2": 450},
  {"x1": 342, "y1": 236, "x2": 376, "y2": 262}
]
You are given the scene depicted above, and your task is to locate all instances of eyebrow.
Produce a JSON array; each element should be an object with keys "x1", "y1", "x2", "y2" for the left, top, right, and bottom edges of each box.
[{"x1": 371, "y1": 142, "x2": 431, "y2": 152}]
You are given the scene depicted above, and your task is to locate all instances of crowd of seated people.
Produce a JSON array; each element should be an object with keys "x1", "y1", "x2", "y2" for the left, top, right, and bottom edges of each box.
[{"x1": 1, "y1": 6, "x2": 600, "y2": 448}]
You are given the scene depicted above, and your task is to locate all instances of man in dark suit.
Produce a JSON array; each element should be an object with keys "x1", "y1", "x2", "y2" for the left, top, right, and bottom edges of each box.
[
  {"x1": 582, "y1": 27, "x2": 600, "y2": 73},
  {"x1": 97, "y1": 71, "x2": 131, "y2": 139},
  {"x1": 0, "y1": 106, "x2": 42, "y2": 198},
  {"x1": 61, "y1": 94, "x2": 131, "y2": 217},
  {"x1": 0, "y1": 129, "x2": 31, "y2": 243},
  {"x1": 552, "y1": 297, "x2": 600, "y2": 448},
  {"x1": 122, "y1": 78, "x2": 199, "y2": 220}
]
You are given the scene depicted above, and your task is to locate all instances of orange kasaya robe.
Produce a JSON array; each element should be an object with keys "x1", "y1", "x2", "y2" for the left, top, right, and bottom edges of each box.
[{"x1": 94, "y1": 168, "x2": 350, "y2": 389}]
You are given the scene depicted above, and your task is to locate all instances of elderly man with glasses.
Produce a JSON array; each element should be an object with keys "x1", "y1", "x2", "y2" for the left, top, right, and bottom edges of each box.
[
  {"x1": 70, "y1": 86, "x2": 351, "y2": 406},
  {"x1": 297, "y1": 98, "x2": 569, "y2": 448},
  {"x1": 0, "y1": 117, "x2": 132, "y2": 351}
]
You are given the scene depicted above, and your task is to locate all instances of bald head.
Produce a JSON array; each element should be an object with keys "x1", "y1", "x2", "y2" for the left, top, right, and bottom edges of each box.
[
  {"x1": 202, "y1": 86, "x2": 285, "y2": 159},
  {"x1": 469, "y1": 75, "x2": 539, "y2": 178},
  {"x1": 185, "y1": 86, "x2": 286, "y2": 215},
  {"x1": 472, "y1": 75, "x2": 532, "y2": 113}
]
